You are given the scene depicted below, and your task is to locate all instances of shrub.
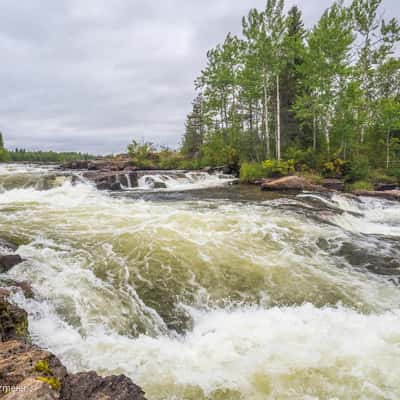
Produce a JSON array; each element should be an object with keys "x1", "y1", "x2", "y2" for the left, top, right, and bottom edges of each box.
[
  {"x1": 345, "y1": 156, "x2": 370, "y2": 182},
  {"x1": 262, "y1": 159, "x2": 295, "y2": 177},
  {"x1": 322, "y1": 158, "x2": 348, "y2": 177},
  {"x1": 240, "y1": 162, "x2": 267, "y2": 182},
  {"x1": 348, "y1": 180, "x2": 374, "y2": 191}
]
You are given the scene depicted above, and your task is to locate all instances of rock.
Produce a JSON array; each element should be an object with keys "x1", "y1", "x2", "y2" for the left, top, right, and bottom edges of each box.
[
  {"x1": 353, "y1": 189, "x2": 400, "y2": 201},
  {"x1": 321, "y1": 178, "x2": 344, "y2": 191},
  {"x1": 0, "y1": 280, "x2": 34, "y2": 299},
  {"x1": 60, "y1": 371, "x2": 147, "y2": 400},
  {"x1": 0, "y1": 296, "x2": 29, "y2": 341},
  {"x1": 0, "y1": 256, "x2": 23, "y2": 274},
  {"x1": 374, "y1": 183, "x2": 399, "y2": 191},
  {"x1": 0, "y1": 240, "x2": 18, "y2": 253},
  {"x1": 144, "y1": 177, "x2": 167, "y2": 189},
  {"x1": 0, "y1": 340, "x2": 67, "y2": 393},
  {"x1": 95, "y1": 182, "x2": 111, "y2": 191},
  {"x1": 2, "y1": 377, "x2": 59, "y2": 400},
  {"x1": 261, "y1": 176, "x2": 324, "y2": 192},
  {"x1": 109, "y1": 182, "x2": 122, "y2": 191}
]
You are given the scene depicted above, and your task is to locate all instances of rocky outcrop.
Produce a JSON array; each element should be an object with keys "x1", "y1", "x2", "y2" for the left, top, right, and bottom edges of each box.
[
  {"x1": 353, "y1": 189, "x2": 400, "y2": 201},
  {"x1": 60, "y1": 372, "x2": 146, "y2": 400},
  {"x1": 0, "y1": 293, "x2": 147, "y2": 400},
  {"x1": 261, "y1": 176, "x2": 325, "y2": 192},
  {"x1": 374, "y1": 183, "x2": 399, "y2": 191},
  {"x1": 0, "y1": 256, "x2": 23, "y2": 274},
  {"x1": 0, "y1": 292, "x2": 29, "y2": 342},
  {"x1": 321, "y1": 178, "x2": 345, "y2": 191},
  {"x1": 62, "y1": 160, "x2": 134, "y2": 172},
  {"x1": 83, "y1": 171, "x2": 138, "y2": 191}
]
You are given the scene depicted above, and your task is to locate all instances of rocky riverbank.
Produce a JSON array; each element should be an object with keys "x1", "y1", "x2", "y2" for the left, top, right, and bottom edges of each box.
[
  {"x1": 0, "y1": 240, "x2": 147, "y2": 400},
  {"x1": 258, "y1": 175, "x2": 400, "y2": 201}
]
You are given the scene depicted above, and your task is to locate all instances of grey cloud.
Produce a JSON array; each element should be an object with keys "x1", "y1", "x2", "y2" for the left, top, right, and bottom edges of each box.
[{"x1": 0, "y1": 0, "x2": 398, "y2": 154}]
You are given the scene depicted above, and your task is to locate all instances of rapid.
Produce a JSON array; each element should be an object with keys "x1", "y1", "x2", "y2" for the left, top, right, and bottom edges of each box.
[{"x1": 0, "y1": 164, "x2": 399, "y2": 400}]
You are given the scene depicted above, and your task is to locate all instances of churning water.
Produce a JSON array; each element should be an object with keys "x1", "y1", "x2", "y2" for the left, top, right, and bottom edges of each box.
[{"x1": 0, "y1": 164, "x2": 400, "y2": 399}]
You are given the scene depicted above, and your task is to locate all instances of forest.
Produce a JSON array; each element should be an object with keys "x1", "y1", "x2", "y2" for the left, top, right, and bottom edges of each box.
[
  {"x1": 181, "y1": 0, "x2": 400, "y2": 186},
  {"x1": 0, "y1": 133, "x2": 94, "y2": 163}
]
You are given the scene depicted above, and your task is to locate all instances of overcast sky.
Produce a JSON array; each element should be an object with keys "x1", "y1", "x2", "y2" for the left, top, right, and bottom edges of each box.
[{"x1": 0, "y1": 0, "x2": 398, "y2": 154}]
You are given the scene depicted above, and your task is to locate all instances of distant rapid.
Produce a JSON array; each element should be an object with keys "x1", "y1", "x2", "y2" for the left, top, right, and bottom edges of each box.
[{"x1": 0, "y1": 164, "x2": 399, "y2": 400}]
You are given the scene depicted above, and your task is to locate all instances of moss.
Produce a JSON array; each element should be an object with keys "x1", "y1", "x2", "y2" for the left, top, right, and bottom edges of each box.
[
  {"x1": 14, "y1": 317, "x2": 28, "y2": 337},
  {"x1": 36, "y1": 376, "x2": 61, "y2": 391},
  {"x1": 34, "y1": 360, "x2": 53, "y2": 375}
]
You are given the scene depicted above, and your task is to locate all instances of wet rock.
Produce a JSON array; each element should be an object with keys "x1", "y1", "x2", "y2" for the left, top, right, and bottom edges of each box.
[
  {"x1": 0, "y1": 256, "x2": 23, "y2": 274},
  {"x1": 374, "y1": 183, "x2": 399, "y2": 191},
  {"x1": 110, "y1": 182, "x2": 122, "y2": 191},
  {"x1": 0, "y1": 340, "x2": 67, "y2": 393},
  {"x1": 62, "y1": 160, "x2": 89, "y2": 170},
  {"x1": 321, "y1": 178, "x2": 344, "y2": 191},
  {"x1": 261, "y1": 176, "x2": 325, "y2": 192},
  {"x1": 0, "y1": 296, "x2": 29, "y2": 341},
  {"x1": 60, "y1": 371, "x2": 147, "y2": 400},
  {"x1": 95, "y1": 182, "x2": 111, "y2": 191},
  {"x1": 353, "y1": 189, "x2": 400, "y2": 201},
  {"x1": 0, "y1": 281, "x2": 34, "y2": 299},
  {"x1": 144, "y1": 177, "x2": 167, "y2": 189}
]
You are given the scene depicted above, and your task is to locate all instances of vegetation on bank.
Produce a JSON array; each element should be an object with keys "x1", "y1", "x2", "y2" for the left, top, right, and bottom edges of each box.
[
  {"x1": 0, "y1": 132, "x2": 95, "y2": 163},
  {"x1": 180, "y1": 0, "x2": 400, "y2": 186}
]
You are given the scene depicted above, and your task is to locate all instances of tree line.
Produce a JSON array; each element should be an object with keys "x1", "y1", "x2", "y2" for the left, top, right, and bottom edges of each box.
[
  {"x1": 181, "y1": 0, "x2": 400, "y2": 177},
  {"x1": 0, "y1": 132, "x2": 95, "y2": 163}
]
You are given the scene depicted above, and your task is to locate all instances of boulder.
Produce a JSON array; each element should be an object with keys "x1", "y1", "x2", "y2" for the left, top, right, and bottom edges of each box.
[
  {"x1": 60, "y1": 372, "x2": 146, "y2": 400},
  {"x1": 0, "y1": 340, "x2": 67, "y2": 396},
  {"x1": 353, "y1": 189, "x2": 400, "y2": 201},
  {"x1": 261, "y1": 176, "x2": 324, "y2": 192},
  {"x1": 374, "y1": 183, "x2": 399, "y2": 191},
  {"x1": 321, "y1": 178, "x2": 345, "y2": 191},
  {"x1": 0, "y1": 281, "x2": 34, "y2": 299},
  {"x1": 0, "y1": 295, "x2": 29, "y2": 341},
  {"x1": 109, "y1": 182, "x2": 122, "y2": 191},
  {"x1": 2, "y1": 377, "x2": 59, "y2": 400},
  {"x1": 0, "y1": 256, "x2": 23, "y2": 274}
]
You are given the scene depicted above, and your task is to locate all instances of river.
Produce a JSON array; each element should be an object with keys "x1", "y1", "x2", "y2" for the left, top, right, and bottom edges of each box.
[{"x1": 0, "y1": 164, "x2": 399, "y2": 399}]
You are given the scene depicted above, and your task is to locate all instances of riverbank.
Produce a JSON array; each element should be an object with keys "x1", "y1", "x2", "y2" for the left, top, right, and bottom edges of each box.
[{"x1": 0, "y1": 239, "x2": 147, "y2": 400}]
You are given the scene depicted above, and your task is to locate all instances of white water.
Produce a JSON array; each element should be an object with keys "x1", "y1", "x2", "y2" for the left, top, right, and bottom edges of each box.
[
  {"x1": 136, "y1": 172, "x2": 236, "y2": 191},
  {"x1": 1, "y1": 165, "x2": 400, "y2": 399}
]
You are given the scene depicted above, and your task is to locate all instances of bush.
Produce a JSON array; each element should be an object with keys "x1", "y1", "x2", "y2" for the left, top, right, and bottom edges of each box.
[
  {"x1": 348, "y1": 180, "x2": 374, "y2": 191},
  {"x1": 322, "y1": 158, "x2": 348, "y2": 177},
  {"x1": 240, "y1": 162, "x2": 267, "y2": 183},
  {"x1": 345, "y1": 156, "x2": 370, "y2": 182},
  {"x1": 262, "y1": 159, "x2": 295, "y2": 177}
]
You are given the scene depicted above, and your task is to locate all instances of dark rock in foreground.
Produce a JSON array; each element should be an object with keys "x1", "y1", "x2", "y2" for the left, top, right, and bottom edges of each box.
[
  {"x1": 0, "y1": 256, "x2": 23, "y2": 274},
  {"x1": 61, "y1": 372, "x2": 147, "y2": 400},
  {"x1": 0, "y1": 291, "x2": 148, "y2": 400},
  {"x1": 0, "y1": 291, "x2": 29, "y2": 342}
]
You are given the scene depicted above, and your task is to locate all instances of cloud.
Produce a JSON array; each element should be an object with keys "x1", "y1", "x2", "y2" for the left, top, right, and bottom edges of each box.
[{"x1": 0, "y1": 0, "x2": 398, "y2": 154}]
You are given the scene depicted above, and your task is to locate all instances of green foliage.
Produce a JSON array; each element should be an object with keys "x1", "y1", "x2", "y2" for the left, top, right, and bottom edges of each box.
[
  {"x1": 35, "y1": 360, "x2": 61, "y2": 391},
  {"x1": 348, "y1": 180, "x2": 374, "y2": 191},
  {"x1": 322, "y1": 159, "x2": 348, "y2": 177},
  {"x1": 36, "y1": 376, "x2": 61, "y2": 391},
  {"x1": 127, "y1": 140, "x2": 157, "y2": 168},
  {"x1": 240, "y1": 162, "x2": 268, "y2": 182},
  {"x1": 180, "y1": 0, "x2": 400, "y2": 182},
  {"x1": 262, "y1": 159, "x2": 295, "y2": 177},
  {"x1": 34, "y1": 360, "x2": 52, "y2": 375},
  {"x1": 345, "y1": 156, "x2": 370, "y2": 182},
  {"x1": 240, "y1": 159, "x2": 295, "y2": 182},
  {"x1": 7, "y1": 149, "x2": 94, "y2": 163}
]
